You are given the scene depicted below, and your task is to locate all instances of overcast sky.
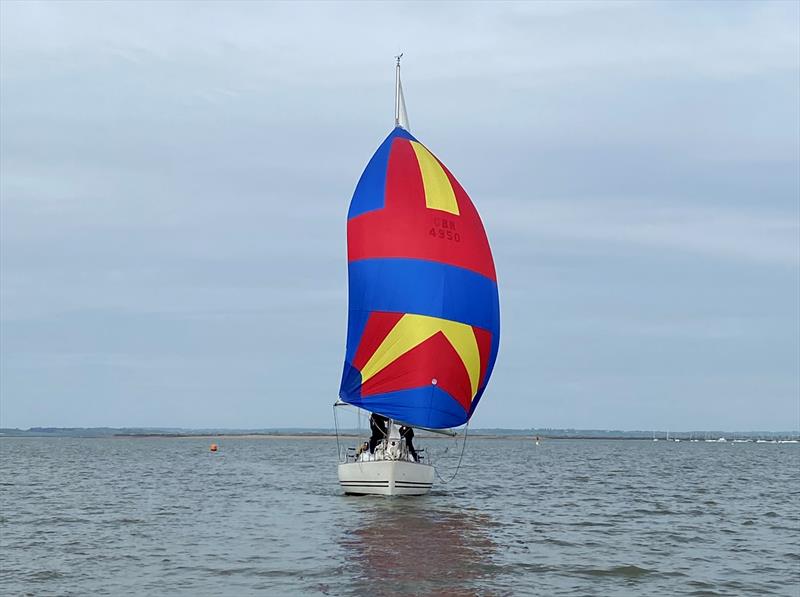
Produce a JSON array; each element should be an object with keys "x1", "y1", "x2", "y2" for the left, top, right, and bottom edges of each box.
[{"x1": 1, "y1": 1, "x2": 798, "y2": 430}]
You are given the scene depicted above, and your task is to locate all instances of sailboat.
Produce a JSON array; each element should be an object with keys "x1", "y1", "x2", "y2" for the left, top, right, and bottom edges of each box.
[{"x1": 335, "y1": 57, "x2": 501, "y2": 496}]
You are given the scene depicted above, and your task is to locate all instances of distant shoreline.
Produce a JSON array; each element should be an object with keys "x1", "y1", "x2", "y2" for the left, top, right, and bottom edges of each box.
[
  {"x1": 2, "y1": 427, "x2": 798, "y2": 440},
  {"x1": 2, "y1": 431, "x2": 798, "y2": 441}
]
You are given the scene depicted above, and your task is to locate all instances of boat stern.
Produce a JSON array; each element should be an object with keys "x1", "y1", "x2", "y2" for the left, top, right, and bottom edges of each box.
[{"x1": 338, "y1": 460, "x2": 434, "y2": 496}]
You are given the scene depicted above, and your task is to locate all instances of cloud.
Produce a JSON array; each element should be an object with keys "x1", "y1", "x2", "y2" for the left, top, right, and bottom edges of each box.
[{"x1": 487, "y1": 197, "x2": 799, "y2": 265}]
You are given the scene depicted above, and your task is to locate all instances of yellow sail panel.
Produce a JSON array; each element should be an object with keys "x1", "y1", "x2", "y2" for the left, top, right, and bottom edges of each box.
[
  {"x1": 359, "y1": 313, "x2": 480, "y2": 398},
  {"x1": 410, "y1": 142, "x2": 459, "y2": 215}
]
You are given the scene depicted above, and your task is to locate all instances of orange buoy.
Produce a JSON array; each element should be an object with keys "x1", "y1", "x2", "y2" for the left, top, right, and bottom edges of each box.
[{"x1": 210, "y1": 443, "x2": 219, "y2": 452}]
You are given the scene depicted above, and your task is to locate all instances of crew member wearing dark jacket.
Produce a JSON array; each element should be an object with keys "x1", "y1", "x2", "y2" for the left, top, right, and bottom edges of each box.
[
  {"x1": 400, "y1": 425, "x2": 418, "y2": 461},
  {"x1": 368, "y1": 413, "x2": 388, "y2": 453}
]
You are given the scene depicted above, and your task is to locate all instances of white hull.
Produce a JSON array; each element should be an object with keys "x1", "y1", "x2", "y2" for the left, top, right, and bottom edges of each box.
[{"x1": 338, "y1": 460, "x2": 434, "y2": 496}]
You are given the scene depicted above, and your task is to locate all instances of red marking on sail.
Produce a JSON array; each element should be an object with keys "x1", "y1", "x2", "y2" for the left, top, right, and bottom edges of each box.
[
  {"x1": 360, "y1": 331, "x2": 473, "y2": 412},
  {"x1": 473, "y1": 326, "x2": 492, "y2": 390},
  {"x1": 352, "y1": 311, "x2": 405, "y2": 371},
  {"x1": 347, "y1": 138, "x2": 497, "y2": 281}
]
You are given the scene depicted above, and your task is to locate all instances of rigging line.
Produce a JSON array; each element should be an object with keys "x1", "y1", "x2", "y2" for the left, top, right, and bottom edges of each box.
[{"x1": 434, "y1": 421, "x2": 469, "y2": 484}]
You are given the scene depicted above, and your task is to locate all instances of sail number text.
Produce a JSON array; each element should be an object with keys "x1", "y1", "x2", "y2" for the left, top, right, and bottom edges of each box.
[{"x1": 429, "y1": 217, "x2": 461, "y2": 242}]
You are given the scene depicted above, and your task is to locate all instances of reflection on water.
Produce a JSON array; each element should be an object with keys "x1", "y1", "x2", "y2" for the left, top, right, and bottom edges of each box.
[{"x1": 339, "y1": 499, "x2": 503, "y2": 596}]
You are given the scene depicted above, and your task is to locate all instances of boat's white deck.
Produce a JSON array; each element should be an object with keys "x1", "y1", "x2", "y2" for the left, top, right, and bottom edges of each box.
[{"x1": 355, "y1": 450, "x2": 417, "y2": 463}]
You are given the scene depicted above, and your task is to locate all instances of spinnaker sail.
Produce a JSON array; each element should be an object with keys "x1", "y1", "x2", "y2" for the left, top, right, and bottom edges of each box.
[{"x1": 339, "y1": 64, "x2": 500, "y2": 429}]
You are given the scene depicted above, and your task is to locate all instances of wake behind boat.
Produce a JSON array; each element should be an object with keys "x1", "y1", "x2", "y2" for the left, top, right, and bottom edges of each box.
[{"x1": 334, "y1": 56, "x2": 500, "y2": 496}]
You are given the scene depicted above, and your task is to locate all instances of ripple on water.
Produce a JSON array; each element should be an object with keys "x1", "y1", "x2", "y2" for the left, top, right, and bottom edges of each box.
[{"x1": 573, "y1": 564, "x2": 655, "y2": 578}]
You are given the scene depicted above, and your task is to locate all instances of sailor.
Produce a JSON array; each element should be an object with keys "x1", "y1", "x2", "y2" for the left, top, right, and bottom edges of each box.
[
  {"x1": 368, "y1": 413, "x2": 388, "y2": 453},
  {"x1": 399, "y1": 425, "x2": 418, "y2": 461}
]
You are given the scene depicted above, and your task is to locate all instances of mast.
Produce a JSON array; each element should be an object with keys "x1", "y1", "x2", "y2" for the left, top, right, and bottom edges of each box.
[
  {"x1": 394, "y1": 53, "x2": 402, "y2": 127},
  {"x1": 394, "y1": 54, "x2": 409, "y2": 130}
]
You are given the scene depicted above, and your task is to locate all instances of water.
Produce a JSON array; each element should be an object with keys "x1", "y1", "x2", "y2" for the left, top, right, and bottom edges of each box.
[{"x1": 1, "y1": 437, "x2": 798, "y2": 596}]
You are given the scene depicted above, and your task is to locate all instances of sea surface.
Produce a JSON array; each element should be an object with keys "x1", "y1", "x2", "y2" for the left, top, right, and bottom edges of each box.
[{"x1": 1, "y1": 437, "x2": 798, "y2": 596}]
